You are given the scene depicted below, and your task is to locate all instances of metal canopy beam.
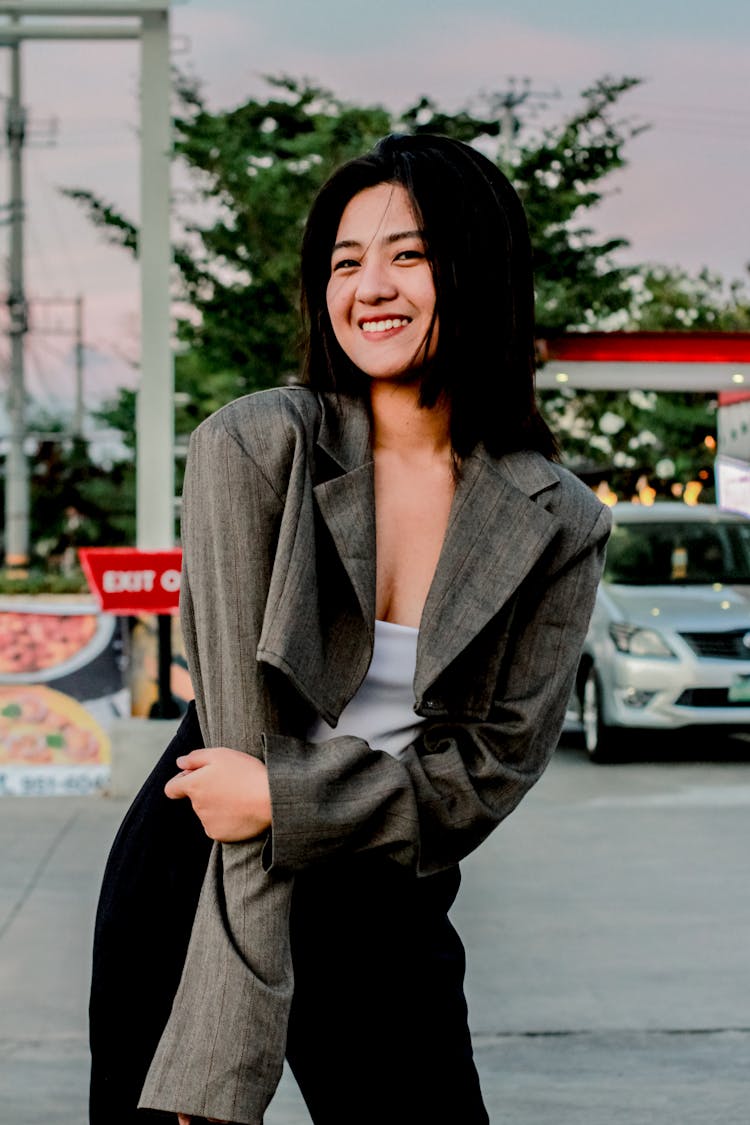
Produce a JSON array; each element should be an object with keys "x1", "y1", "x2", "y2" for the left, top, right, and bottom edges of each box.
[
  {"x1": 536, "y1": 362, "x2": 750, "y2": 393},
  {"x1": 0, "y1": 25, "x2": 139, "y2": 37},
  {"x1": 0, "y1": 3, "x2": 167, "y2": 14}
]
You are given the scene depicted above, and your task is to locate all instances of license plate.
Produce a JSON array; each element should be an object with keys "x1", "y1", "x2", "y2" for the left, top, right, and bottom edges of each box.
[{"x1": 729, "y1": 676, "x2": 750, "y2": 703}]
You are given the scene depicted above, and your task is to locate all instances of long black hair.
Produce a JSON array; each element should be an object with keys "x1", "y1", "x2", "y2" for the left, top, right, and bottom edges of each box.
[{"x1": 300, "y1": 132, "x2": 557, "y2": 461}]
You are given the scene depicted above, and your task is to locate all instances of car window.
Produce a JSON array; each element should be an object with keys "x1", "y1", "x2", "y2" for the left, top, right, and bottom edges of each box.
[{"x1": 604, "y1": 519, "x2": 750, "y2": 585}]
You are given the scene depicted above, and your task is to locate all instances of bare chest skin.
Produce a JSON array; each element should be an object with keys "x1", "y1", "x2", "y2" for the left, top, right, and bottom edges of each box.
[{"x1": 374, "y1": 448, "x2": 456, "y2": 628}]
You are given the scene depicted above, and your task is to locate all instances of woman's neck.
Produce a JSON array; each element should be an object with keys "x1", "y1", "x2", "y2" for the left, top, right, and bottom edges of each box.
[{"x1": 369, "y1": 380, "x2": 452, "y2": 462}]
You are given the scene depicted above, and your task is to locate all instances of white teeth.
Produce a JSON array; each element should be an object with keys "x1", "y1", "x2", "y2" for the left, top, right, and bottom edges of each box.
[{"x1": 361, "y1": 318, "x2": 410, "y2": 333}]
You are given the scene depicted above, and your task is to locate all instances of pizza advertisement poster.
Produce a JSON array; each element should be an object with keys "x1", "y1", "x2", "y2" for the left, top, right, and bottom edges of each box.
[
  {"x1": 128, "y1": 612, "x2": 193, "y2": 718},
  {"x1": 0, "y1": 597, "x2": 129, "y2": 797}
]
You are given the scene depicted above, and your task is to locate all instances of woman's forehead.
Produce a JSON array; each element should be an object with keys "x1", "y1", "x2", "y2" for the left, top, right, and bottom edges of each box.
[{"x1": 334, "y1": 182, "x2": 418, "y2": 243}]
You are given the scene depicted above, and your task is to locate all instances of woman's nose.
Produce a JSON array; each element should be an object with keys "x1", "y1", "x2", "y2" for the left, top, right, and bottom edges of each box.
[{"x1": 355, "y1": 256, "x2": 398, "y2": 304}]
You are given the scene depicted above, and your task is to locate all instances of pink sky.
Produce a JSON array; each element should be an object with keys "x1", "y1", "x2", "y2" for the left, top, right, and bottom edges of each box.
[{"x1": 0, "y1": 3, "x2": 747, "y2": 413}]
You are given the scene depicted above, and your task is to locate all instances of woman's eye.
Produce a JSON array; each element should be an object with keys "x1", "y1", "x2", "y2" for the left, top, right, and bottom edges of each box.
[
  {"x1": 394, "y1": 249, "x2": 424, "y2": 261},
  {"x1": 332, "y1": 258, "x2": 359, "y2": 272}
]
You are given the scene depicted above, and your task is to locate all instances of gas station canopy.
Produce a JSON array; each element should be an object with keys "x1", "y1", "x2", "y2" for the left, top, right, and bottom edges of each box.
[{"x1": 536, "y1": 331, "x2": 750, "y2": 395}]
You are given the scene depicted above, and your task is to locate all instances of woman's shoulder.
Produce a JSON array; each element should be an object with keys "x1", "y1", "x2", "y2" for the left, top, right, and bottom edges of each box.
[
  {"x1": 188, "y1": 386, "x2": 323, "y2": 472},
  {"x1": 541, "y1": 460, "x2": 612, "y2": 559},
  {"x1": 545, "y1": 458, "x2": 606, "y2": 509},
  {"x1": 195, "y1": 386, "x2": 321, "y2": 444},
  {"x1": 495, "y1": 448, "x2": 611, "y2": 552}
]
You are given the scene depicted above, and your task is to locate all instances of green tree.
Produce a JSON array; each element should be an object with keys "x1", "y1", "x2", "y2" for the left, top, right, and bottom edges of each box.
[
  {"x1": 68, "y1": 73, "x2": 645, "y2": 426},
  {"x1": 24, "y1": 426, "x2": 134, "y2": 570},
  {"x1": 539, "y1": 383, "x2": 718, "y2": 501},
  {"x1": 514, "y1": 76, "x2": 647, "y2": 335},
  {"x1": 62, "y1": 71, "x2": 749, "y2": 527},
  {"x1": 632, "y1": 266, "x2": 750, "y2": 331}
]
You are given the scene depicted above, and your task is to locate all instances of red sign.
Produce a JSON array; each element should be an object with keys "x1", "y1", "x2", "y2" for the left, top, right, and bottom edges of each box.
[{"x1": 78, "y1": 548, "x2": 183, "y2": 615}]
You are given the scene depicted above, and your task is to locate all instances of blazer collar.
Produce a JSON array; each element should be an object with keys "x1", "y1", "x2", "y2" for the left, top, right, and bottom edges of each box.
[
  {"x1": 317, "y1": 390, "x2": 561, "y2": 497},
  {"x1": 316, "y1": 391, "x2": 373, "y2": 473},
  {"x1": 260, "y1": 393, "x2": 561, "y2": 722},
  {"x1": 315, "y1": 397, "x2": 563, "y2": 711}
]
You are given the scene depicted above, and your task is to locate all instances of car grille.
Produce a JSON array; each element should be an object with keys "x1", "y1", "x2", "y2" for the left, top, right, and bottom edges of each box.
[
  {"x1": 676, "y1": 688, "x2": 750, "y2": 708},
  {"x1": 679, "y1": 630, "x2": 750, "y2": 660}
]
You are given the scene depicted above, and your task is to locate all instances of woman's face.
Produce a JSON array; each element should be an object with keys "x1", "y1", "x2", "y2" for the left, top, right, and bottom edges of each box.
[{"x1": 326, "y1": 182, "x2": 438, "y2": 381}]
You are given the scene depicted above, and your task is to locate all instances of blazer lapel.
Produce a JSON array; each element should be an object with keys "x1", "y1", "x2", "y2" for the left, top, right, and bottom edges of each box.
[
  {"x1": 257, "y1": 394, "x2": 377, "y2": 725},
  {"x1": 313, "y1": 466, "x2": 376, "y2": 635},
  {"x1": 415, "y1": 449, "x2": 561, "y2": 704}
]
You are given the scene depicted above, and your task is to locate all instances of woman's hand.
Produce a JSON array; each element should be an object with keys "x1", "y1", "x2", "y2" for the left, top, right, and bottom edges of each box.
[{"x1": 165, "y1": 746, "x2": 272, "y2": 842}]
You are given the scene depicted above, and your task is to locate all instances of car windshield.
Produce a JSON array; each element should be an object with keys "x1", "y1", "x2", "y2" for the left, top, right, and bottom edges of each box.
[{"x1": 604, "y1": 518, "x2": 750, "y2": 585}]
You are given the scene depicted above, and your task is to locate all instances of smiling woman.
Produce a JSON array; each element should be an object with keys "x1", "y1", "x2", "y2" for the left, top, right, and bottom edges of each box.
[
  {"x1": 92, "y1": 133, "x2": 612, "y2": 1125},
  {"x1": 300, "y1": 133, "x2": 557, "y2": 462},
  {"x1": 326, "y1": 183, "x2": 439, "y2": 380}
]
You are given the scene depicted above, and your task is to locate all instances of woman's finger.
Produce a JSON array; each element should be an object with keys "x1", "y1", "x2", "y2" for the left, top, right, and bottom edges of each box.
[
  {"x1": 164, "y1": 770, "x2": 192, "y2": 800},
  {"x1": 165, "y1": 747, "x2": 220, "y2": 799},
  {"x1": 175, "y1": 748, "x2": 214, "y2": 770}
]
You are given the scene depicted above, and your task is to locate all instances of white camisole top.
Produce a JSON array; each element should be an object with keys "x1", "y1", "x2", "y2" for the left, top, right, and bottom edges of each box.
[{"x1": 307, "y1": 619, "x2": 424, "y2": 759}]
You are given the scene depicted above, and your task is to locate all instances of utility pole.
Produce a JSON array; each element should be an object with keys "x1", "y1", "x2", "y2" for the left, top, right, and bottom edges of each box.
[
  {"x1": 4, "y1": 14, "x2": 29, "y2": 569},
  {"x1": 492, "y1": 78, "x2": 560, "y2": 167},
  {"x1": 74, "y1": 294, "x2": 84, "y2": 437}
]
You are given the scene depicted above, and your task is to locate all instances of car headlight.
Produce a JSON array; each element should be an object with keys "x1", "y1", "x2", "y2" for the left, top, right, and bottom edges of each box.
[{"x1": 609, "y1": 623, "x2": 676, "y2": 658}]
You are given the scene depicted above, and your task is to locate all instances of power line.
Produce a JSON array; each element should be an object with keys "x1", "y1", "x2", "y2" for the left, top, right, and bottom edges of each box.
[{"x1": 486, "y1": 77, "x2": 561, "y2": 164}]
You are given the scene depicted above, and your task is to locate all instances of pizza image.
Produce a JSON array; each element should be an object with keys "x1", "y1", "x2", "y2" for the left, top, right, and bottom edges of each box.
[
  {"x1": 0, "y1": 612, "x2": 98, "y2": 675},
  {"x1": 0, "y1": 685, "x2": 111, "y2": 766}
]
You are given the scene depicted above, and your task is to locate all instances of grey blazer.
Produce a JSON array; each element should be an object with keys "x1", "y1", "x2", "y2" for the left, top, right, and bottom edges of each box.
[{"x1": 139, "y1": 386, "x2": 611, "y2": 1124}]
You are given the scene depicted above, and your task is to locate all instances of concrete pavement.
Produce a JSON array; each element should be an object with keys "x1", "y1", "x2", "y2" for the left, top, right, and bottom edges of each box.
[{"x1": 1, "y1": 734, "x2": 749, "y2": 1124}]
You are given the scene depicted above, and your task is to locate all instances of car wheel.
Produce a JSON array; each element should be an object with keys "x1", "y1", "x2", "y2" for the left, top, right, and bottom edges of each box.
[{"x1": 581, "y1": 666, "x2": 622, "y2": 763}]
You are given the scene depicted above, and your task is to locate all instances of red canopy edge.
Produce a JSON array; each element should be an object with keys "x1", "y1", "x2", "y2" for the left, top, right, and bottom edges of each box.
[{"x1": 538, "y1": 332, "x2": 750, "y2": 364}]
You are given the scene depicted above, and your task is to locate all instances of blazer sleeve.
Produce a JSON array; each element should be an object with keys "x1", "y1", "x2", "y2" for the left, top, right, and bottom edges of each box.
[
  {"x1": 262, "y1": 502, "x2": 610, "y2": 877},
  {"x1": 178, "y1": 406, "x2": 285, "y2": 755},
  {"x1": 139, "y1": 408, "x2": 297, "y2": 1125}
]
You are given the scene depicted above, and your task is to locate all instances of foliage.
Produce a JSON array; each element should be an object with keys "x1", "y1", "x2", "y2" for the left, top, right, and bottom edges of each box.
[
  {"x1": 631, "y1": 266, "x2": 750, "y2": 331},
  {"x1": 68, "y1": 72, "x2": 647, "y2": 423},
  {"x1": 29, "y1": 434, "x2": 135, "y2": 562},
  {"x1": 0, "y1": 569, "x2": 89, "y2": 594},
  {"x1": 540, "y1": 384, "x2": 717, "y2": 500},
  {"x1": 58, "y1": 71, "x2": 750, "y2": 533},
  {"x1": 514, "y1": 76, "x2": 646, "y2": 335}
]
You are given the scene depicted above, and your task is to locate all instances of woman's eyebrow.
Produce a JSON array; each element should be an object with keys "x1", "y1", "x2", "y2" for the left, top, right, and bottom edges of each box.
[
  {"x1": 383, "y1": 228, "x2": 424, "y2": 245},
  {"x1": 331, "y1": 229, "x2": 425, "y2": 254},
  {"x1": 331, "y1": 238, "x2": 361, "y2": 253}
]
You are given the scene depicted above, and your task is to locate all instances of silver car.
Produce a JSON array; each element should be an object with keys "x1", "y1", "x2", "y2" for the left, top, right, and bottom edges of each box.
[{"x1": 575, "y1": 502, "x2": 750, "y2": 761}]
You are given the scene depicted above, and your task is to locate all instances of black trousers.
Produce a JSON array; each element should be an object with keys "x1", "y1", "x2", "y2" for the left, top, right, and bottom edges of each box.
[
  {"x1": 89, "y1": 705, "x2": 488, "y2": 1125},
  {"x1": 286, "y1": 857, "x2": 489, "y2": 1125},
  {"x1": 89, "y1": 703, "x2": 212, "y2": 1125}
]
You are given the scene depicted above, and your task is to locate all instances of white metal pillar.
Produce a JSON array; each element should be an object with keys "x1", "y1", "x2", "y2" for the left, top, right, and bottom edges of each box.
[{"x1": 137, "y1": 6, "x2": 173, "y2": 548}]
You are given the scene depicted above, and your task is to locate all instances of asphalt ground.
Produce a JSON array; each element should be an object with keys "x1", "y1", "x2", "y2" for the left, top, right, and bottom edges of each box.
[{"x1": 1, "y1": 730, "x2": 749, "y2": 1124}]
